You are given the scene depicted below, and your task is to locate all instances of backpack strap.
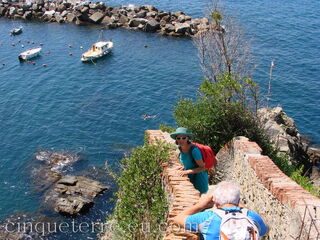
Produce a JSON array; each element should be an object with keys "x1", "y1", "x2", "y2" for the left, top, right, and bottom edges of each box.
[
  {"x1": 188, "y1": 144, "x2": 196, "y2": 164},
  {"x1": 215, "y1": 207, "x2": 244, "y2": 215}
]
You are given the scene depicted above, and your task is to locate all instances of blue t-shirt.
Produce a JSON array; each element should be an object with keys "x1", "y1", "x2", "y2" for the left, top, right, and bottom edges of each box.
[
  {"x1": 185, "y1": 206, "x2": 268, "y2": 240},
  {"x1": 180, "y1": 146, "x2": 209, "y2": 194}
]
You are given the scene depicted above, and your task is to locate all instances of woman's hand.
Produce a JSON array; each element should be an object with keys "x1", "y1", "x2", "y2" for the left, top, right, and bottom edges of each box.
[
  {"x1": 172, "y1": 165, "x2": 184, "y2": 170},
  {"x1": 177, "y1": 170, "x2": 192, "y2": 176}
]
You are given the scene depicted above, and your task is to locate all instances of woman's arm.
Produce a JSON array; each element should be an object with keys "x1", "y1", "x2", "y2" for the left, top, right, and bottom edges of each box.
[{"x1": 178, "y1": 159, "x2": 205, "y2": 176}]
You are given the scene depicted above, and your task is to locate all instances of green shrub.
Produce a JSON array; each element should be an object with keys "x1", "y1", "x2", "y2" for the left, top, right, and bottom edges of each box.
[
  {"x1": 108, "y1": 141, "x2": 170, "y2": 240},
  {"x1": 174, "y1": 76, "x2": 266, "y2": 153},
  {"x1": 159, "y1": 124, "x2": 175, "y2": 134}
]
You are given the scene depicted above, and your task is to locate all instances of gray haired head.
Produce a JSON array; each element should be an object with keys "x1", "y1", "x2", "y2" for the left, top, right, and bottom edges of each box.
[{"x1": 213, "y1": 181, "x2": 240, "y2": 206}]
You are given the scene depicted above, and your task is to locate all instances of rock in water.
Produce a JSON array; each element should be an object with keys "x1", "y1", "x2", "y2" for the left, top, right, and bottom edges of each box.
[
  {"x1": 44, "y1": 175, "x2": 108, "y2": 216},
  {"x1": 55, "y1": 196, "x2": 93, "y2": 215},
  {"x1": 89, "y1": 12, "x2": 104, "y2": 23}
]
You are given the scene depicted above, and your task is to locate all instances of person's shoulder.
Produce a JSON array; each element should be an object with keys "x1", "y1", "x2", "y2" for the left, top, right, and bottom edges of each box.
[
  {"x1": 246, "y1": 209, "x2": 268, "y2": 236},
  {"x1": 186, "y1": 210, "x2": 218, "y2": 225},
  {"x1": 247, "y1": 209, "x2": 263, "y2": 219},
  {"x1": 190, "y1": 144, "x2": 201, "y2": 153}
]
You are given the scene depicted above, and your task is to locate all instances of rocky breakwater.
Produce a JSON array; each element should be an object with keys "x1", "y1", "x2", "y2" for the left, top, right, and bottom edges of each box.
[{"x1": 0, "y1": 0, "x2": 210, "y2": 37}]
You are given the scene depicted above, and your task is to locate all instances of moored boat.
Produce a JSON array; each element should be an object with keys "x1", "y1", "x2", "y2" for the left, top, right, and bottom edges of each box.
[
  {"x1": 10, "y1": 26, "x2": 23, "y2": 35},
  {"x1": 18, "y1": 47, "x2": 42, "y2": 60},
  {"x1": 81, "y1": 41, "x2": 113, "y2": 62}
]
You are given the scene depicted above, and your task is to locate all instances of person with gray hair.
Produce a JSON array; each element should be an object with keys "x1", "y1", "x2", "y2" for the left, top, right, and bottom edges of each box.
[
  {"x1": 213, "y1": 180, "x2": 240, "y2": 206},
  {"x1": 172, "y1": 181, "x2": 269, "y2": 239}
]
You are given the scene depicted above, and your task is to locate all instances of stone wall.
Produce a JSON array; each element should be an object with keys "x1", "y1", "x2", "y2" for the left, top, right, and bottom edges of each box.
[
  {"x1": 147, "y1": 130, "x2": 320, "y2": 240},
  {"x1": 215, "y1": 136, "x2": 320, "y2": 240}
]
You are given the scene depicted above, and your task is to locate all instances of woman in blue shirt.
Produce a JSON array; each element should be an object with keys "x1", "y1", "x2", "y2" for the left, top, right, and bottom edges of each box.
[{"x1": 170, "y1": 127, "x2": 209, "y2": 194}]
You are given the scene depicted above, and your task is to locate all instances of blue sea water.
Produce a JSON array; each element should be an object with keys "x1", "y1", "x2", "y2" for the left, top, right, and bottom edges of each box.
[{"x1": 0, "y1": 0, "x2": 319, "y2": 238}]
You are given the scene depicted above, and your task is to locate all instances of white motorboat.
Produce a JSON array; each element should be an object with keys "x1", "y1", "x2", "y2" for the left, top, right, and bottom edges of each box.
[
  {"x1": 81, "y1": 41, "x2": 113, "y2": 62},
  {"x1": 10, "y1": 26, "x2": 23, "y2": 35},
  {"x1": 18, "y1": 47, "x2": 42, "y2": 60}
]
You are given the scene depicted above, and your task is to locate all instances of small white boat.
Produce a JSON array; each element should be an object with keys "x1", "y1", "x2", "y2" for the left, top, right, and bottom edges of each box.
[
  {"x1": 81, "y1": 41, "x2": 113, "y2": 62},
  {"x1": 10, "y1": 26, "x2": 23, "y2": 35},
  {"x1": 18, "y1": 47, "x2": 42, "y2": 60}
]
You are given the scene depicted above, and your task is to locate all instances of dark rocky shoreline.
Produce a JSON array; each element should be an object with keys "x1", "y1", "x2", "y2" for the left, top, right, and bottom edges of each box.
[{"x1": 0, "y1": 0, "x2": 210, "y2": 37}]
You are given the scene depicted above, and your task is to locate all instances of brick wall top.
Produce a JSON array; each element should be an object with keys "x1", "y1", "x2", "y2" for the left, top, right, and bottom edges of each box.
[
  {"x1": 232, "y1": 137, "x2": 320, "y2": 210},
  {"x1": 146, "y1": 130, "x2": 200, "y2": 240},
  {"x1": 223, "y1": 136, "x2": 320, "y2": 239}
]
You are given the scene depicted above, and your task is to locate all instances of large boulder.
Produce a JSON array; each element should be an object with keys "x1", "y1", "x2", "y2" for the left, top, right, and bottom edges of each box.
[
  {"x1": 89, "y1": 2, "x2": 104, "y2": 10},
  {"x1": 66, "y1": 12, "x2": 76, "y2": 22},
  {"x1": 158, "y1": 11, "x2": 169, "y2": 19},
  {"x1": 22, "y1": 10, "x2": 32, "y2": 19},
  {"x1": 141, "y1": 5, "x2": 158, "y2": 12},
  {"x1": 0, "y1": 7, "x2": 6, "y2": 16},
  {"x1": 134, "y1": 10, "x2": 146, "y2": 18},
  {"x1": 144, "y1": 19, "x2": 160, "y2": 32},
  {"x1": 164, "y1": 23, "x2": 175, "y2": 33},
  {"x1": 172, "y1": 11, "x2": 184, "y2": 18},
  {"x1": 55, "y1": 13, "x2": 64, "y2": 23},
  {"x1": 9, "y1": 6, "x2": 16, "y2": 15},
  {"x1": 42, "y1": 10, "x2": 55, "y2": 21},
  {"x1": 110, "y1": 15, "x2": 119, "y2": 23},
  {"x1": 102, "y1": 15, "x2": 111, "y2": 24},
  {"x1": 146, "y1": 10, "x2": 157, "y2": 18},
  {"x1": 119, "y1": 14, "x2": 128, "y2": 24},
  {"x1": 80, "y1": 6, "x2": 88, "y2": 13},
  {"x1": 16, "y1": 8, "x2": 24, "y2": 15},
  {"x1": 32, "y1": 3, "x2": 39, "y2": 11},
  {"x1": 89, "y1": 11, "x2": 104, "y2": 23},
  {"x1": 175, "y1": 22, "x2": 191, "y2": 34},
  {"x1": 44, "y1": 175, "x2": 108, "y2": 216},
  {"x1": 48, "y1": 2, "x2": 56, "y2": 11},
  {"x1": 56, "y1": 3, "x2": 66, "y2": 12},
  {"x1": 60, "y1": 10, "x2": 68, "y2": 18},
  {"x1": 55, "y1": 196, "x2": 93, "y2": 215},
  {"x1": 128, "y1": 18, "x2": 142, "y2": 27},
  {"x1": 178, "y1": 14, "x2": 191, "y2": 23},
  {"x1": 35, "y1": 0, "x2": 44, "y2": 5}
]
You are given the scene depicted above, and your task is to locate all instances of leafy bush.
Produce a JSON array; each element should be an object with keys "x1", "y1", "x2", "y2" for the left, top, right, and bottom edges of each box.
[
  {"x1": 159, "y1": 124, "x2": 175, "y2": 134},
  {"x1": 174, "y1": 76, "x2": 265, "y2": 153},
  {"x1": 108, "y1": 141, "x2": 170, "y2": 240}
]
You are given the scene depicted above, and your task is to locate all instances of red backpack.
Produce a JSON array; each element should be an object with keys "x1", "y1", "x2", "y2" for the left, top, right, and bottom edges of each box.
[{"x1": 190, "y1": 142, "x2": 215, "y2": 168}]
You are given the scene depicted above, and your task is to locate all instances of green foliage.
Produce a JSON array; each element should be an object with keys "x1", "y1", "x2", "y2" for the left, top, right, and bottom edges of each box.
[
  {"x1": 109, "y1": 141, "x2": 170, "y2": 240},
  {"x1": 211, "y1": 10, "x2": 222, "y2": 21},
  {"x1": 271, "y1": 152, "x2": 320, "y2": 197},
  {"x1": 291, "y1": 166, "x2": 319, "y2": 196},
  {"x1": 159, "y1": 124, "x2": 175, "y2": 133},
  {"x1": 174, "y1": 75, "x2": 265, "y2": 153}
]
